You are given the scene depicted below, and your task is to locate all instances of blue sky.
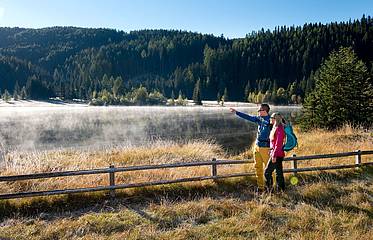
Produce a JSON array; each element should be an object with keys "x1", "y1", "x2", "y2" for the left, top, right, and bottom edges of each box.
[{"x1": 0, "y1": 0, "x2": 371, "y2": 38}]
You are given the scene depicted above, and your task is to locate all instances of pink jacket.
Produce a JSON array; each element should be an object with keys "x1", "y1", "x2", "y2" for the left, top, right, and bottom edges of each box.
[{"x1": 270, "y1": 125, "x2": 285, "y2": 158}]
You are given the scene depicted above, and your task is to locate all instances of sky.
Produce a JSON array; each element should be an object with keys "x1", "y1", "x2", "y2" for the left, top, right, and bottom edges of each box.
[{"x1": 0, "y1": 0, "x2": 372, "y2": 38}]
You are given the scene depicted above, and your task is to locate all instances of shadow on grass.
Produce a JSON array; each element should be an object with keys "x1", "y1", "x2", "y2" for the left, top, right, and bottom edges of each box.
[
  {"x1": 286, "y1": 166, "x2": 373, "y2": 217},
  {"x1": 293, "y1": 166, "x2": 371, "y2": 185},
  {"x1": 0, "y1": 176, "x2": 257, "y2": 220}
]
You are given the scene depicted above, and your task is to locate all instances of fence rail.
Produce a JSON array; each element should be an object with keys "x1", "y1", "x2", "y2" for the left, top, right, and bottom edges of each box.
[{"x1": 0, "y1": 150, "x2": 372, "y2": 200}]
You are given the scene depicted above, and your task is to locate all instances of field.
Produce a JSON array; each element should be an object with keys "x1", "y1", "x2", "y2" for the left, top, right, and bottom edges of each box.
[{"x1": 0, "y1": 125, "x2": 372, "y2": 239}]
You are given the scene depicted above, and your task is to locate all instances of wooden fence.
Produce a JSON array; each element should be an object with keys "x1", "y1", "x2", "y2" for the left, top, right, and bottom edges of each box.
[{"x1": 0, "y1": 150, "x2": 372, "y2": 200}]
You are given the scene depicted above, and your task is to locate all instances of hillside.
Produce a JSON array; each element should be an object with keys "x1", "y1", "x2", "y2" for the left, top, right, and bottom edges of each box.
[{"x1": 0, "y1": 15, "x2": 372, "y2": 102}]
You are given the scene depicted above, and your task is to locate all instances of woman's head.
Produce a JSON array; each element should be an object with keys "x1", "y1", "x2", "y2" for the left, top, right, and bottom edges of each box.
[
  {"x1": 269, "y1": 112, "x2": 284, "y2": 140},
  {"x1": 270, "y1": 112, "x2": 284, "y2": 127}
]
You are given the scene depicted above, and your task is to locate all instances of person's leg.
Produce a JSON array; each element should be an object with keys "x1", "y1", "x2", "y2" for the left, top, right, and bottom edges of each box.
[
  {"x1": 254, "y1": 146, "x2": 265, "y2": 190},
  {"x1": 275, "y1": 157, "x2": 285, "y2": 191},
  {"x1": 264, "y1": 159, "x2": 276, "y2": 190},
  {"x1": 259, "y1": 147, "x2": 276, "y2": 186}
]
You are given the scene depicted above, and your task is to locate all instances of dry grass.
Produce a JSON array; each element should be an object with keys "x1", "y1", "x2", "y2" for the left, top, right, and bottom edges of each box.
[
  {"x1": 0, "y1": 170, "x2": 372, "y2": 239},
  {"x1": 0, "y1": 125, "x2": 372, "y2": 194},
  {"x1": 0, "y1": 126, "x2": 372, "y2": 239},
  {"x1": 1, "y1": 125, "x2": 371, "y2": 195},
  {"x1": 288, "y1": 125, "x2": 373, "y2": 167},
  {"x1": 0, "y1": 140, "x2": 226, "y2": 194}
]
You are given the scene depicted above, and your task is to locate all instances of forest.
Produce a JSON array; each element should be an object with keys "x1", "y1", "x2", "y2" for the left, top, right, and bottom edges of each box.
[{"x1": 0, "y1": 15, "x2": 372, "y2": 104}]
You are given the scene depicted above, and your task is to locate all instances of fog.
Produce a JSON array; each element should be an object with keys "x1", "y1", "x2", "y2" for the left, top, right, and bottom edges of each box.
[{"x1": 0, "y1": 106, "x2": 301, "y2": 154}]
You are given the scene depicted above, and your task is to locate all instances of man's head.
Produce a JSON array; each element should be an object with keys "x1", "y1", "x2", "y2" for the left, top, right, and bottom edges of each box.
[{"x1": 257, "y1": 103, "x2": 270, "y2": 117}]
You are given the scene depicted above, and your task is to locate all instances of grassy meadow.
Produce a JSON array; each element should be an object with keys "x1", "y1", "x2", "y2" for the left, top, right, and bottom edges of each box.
[{"x1": 0, "y1": 125, "x2": 372, "y2": 239}]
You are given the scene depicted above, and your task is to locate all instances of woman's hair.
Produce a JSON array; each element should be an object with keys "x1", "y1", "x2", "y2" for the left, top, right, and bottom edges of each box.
[{"x1": 269, "y1": 112, "x2": 284, "y2": 140}]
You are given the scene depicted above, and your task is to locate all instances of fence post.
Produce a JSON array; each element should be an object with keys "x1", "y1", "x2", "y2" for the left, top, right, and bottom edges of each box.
[
  {"x1": 355, "y1": 150, "x2": 362, "y2": 168},
  {"x1": 291, "y1": 154, "x2": 298, "y2": 175},
  {"x1": 211, "y1": 158, "x2": 217, "y2": 180},
  {"x1": 109, "y1": 165, "x2": 116, "y2": 198}
]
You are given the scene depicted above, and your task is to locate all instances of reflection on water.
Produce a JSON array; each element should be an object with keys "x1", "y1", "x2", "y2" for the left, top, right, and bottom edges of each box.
[{"x1": 0, "y1": 106, "x2": 301, "y2": 154}]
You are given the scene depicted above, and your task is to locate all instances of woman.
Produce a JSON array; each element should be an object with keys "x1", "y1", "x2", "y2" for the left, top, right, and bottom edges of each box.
[{"x1": 264, "y1": 112, "x2": 286, "y2": 191}]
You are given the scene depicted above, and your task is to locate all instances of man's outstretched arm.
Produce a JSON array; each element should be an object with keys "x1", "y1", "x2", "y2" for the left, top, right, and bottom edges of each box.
[{"x1": 230, "y1": 108, "x2": 261, "y2": 123}]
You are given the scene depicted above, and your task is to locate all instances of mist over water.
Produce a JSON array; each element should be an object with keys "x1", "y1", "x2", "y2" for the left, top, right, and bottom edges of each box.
[{"x1": 0, "y1": 106, "x2": 301, "y2": 154}]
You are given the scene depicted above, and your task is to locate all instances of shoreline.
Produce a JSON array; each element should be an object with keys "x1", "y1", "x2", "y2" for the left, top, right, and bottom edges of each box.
[{"x1": 0, "y1": 99, "x2": 302, "y2": 108}]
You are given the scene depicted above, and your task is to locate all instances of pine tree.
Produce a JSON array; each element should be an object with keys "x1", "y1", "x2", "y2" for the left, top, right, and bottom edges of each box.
[
  {"x1": 288, "y1": 81, "x2": 297, "y2": 97},
  {"x1": 263, "y1": 91, "x2": 271, "y2": 103},
  {"x1": 176, "y1": 90, "x2": 187, "y2": 106},
  {"x1": 102, "y1": 74, "x2": 111, "y2": 91},
  {"x1": 256, "y1": 92, "x2": 264, "y2": 103},
  {"x1": 192, "y1": 79, "x2": 202, "y2": 105},
  {"x1": 20, "y1": 86, "x2": 27, "y2": 100},
  {"x1": 2, "y1": 89, "x2": 11, "y2": 102},
  {"x1": 133, "y1": 86, "x2": 148, "y2": 105},
  {"x1": 112, "y1": 76, "x2": 123, "y2": 98},
  {"x1": 13, "y1": 81, "x2": 20, "y2": 101},
  {"x1": 244, "y1": 81, "x2": 251, "y2": 100},
  {"x1": 271, "y1": 88, "x2": 277, "y2": 103},
  {"x1": 302, "y1": 47, "x2": 373, "y2": 129},
  {"x1": 170, "y1": 90, "x2": 175, "y2": 105},
  {"x1": 275, "y1": 87, "x2": 287, "y2": 104},
  {"x1": 223, "y1": 88, "x2": 228, "y2": 102}
]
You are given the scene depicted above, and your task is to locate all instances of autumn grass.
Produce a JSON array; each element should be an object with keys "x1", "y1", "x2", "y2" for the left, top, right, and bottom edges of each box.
[
  {"x1": 0, "y1": 168, "x2": 372, "y2": 239},
  {"x1": 0, "y1": 140, "x2": 226, "y2": 194},
  {"x1": 1, "y1": 125, "x2": 371, "y2": 195},
  {"x1": 0, "y1": 125, "x2": 372, "y2": 239}
]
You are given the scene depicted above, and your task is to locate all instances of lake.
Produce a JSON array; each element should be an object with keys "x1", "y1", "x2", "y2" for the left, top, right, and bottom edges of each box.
[{"x1": 0, "y1": 105, "x2": 301, "y2": 153}]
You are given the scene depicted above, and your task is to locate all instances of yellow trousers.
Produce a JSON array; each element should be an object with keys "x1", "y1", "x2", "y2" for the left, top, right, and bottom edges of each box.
[{"x1": 254, "y1": 146, "x2": 275, "y2": 189}]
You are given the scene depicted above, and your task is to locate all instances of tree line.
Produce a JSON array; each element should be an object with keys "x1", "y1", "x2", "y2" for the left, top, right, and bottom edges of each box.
[{"x1": 0, "y1": 15, "x2": 372, "y2": 105}]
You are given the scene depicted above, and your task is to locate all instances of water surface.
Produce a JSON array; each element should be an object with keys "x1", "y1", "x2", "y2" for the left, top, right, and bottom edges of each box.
[{"x1": 0, "y1": 105, "x2": 301, "y2": 153}]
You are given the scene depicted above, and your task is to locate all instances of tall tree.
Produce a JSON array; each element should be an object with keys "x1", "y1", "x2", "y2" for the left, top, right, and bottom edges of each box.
[
  {"x1": 302, "y1": 47, "x2": 373, "y2": 129},
  {"x1": 192, "y1": 79, "x2": 202, "y2": 105},
  {"x1": 13, "y1": 81, "x2": 20, "y2": 100},
  {"x1": 112, "y1": 76, "x2": 123, "y2": 98}
]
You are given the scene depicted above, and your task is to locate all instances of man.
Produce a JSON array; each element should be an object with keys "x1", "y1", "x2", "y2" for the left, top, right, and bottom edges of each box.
[{"x1": 230, "y1": 103, "x2": 273, "y2": 191}]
